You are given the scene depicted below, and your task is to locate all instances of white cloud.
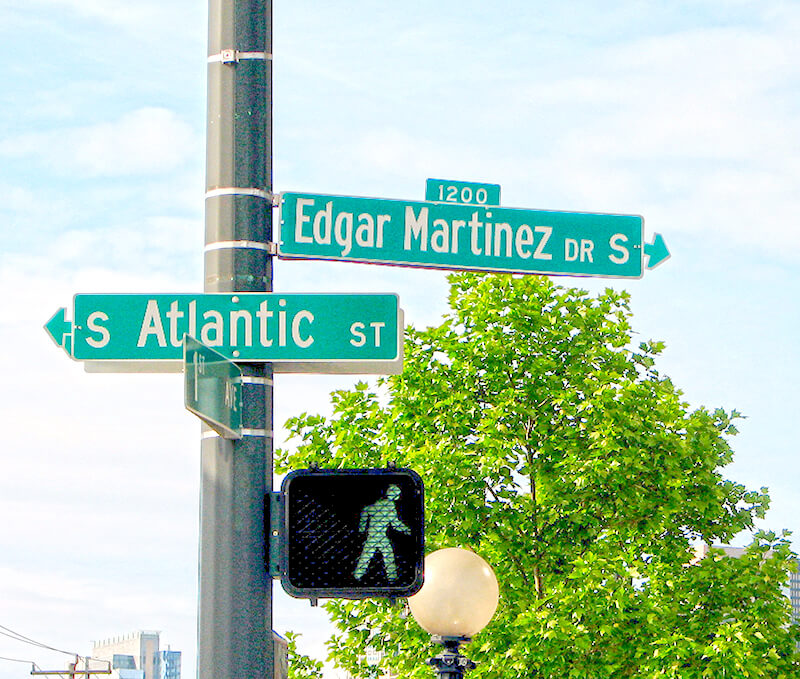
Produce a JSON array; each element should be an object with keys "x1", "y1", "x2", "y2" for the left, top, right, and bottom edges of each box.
[
  {"x1": 287, "y1": 13, "x2": 800, "y2": 264},
  {"x1": 0, "y1": 108, "x2": 197, "y2": 178},
  {"x1": 51, "y1": 217, "x2": 201, "y2": 275},
  {"x1": 458, "y1": 22, "x2": 800, "y2": 258},
  {"x1": 18, "y1": 0, "x2": 202, "y2": 37}
]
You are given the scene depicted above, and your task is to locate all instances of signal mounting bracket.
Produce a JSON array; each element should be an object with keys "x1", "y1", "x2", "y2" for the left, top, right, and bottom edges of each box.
[{"x1": 266, "y1": 491, "x2": 283, "y2": 579}]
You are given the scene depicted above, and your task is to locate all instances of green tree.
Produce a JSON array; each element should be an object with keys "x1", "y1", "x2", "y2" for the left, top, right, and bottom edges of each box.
[
  {"x1": 285, "y1": 632, "x2": 325, "y2": 679},
  {"x1": 278, "y1": 273, "x2": 799, "y2": 678}
]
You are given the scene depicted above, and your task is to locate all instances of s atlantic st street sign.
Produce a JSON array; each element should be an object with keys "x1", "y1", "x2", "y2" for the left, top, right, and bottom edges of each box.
[
  {"x1": 45, "y1": 292, "x2": 403, "y2": 374},
  {"x1": 278, "y1": 190, "x2": 669, "y2": 278}
]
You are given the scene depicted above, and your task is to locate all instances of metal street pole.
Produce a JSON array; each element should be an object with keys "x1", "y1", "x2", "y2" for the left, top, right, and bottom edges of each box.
[{"x1": 200, "y1": 0, "x2": 273, "y2": 677}]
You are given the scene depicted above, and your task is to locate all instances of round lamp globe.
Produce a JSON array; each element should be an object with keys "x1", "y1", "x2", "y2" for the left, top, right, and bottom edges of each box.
[{"x1": 408, "y1": 547, "x2": 499, "y2": 638}]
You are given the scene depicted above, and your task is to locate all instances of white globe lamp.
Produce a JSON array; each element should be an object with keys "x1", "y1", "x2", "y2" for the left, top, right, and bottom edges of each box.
[{"x1": 408, "y1": 548, "x2": 499, "y2": 677}]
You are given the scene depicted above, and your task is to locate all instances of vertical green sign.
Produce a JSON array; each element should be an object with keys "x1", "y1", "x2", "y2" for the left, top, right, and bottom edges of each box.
[{"x1": 184, "y1": 336, "x2": 242, "y2": 439}]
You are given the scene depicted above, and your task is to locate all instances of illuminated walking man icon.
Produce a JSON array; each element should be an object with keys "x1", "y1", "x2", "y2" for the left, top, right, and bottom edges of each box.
[{"x1": 354, "y1": 484, "x2": 411, "y2": 581}]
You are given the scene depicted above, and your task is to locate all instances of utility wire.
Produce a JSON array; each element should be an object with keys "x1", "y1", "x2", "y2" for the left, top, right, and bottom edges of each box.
[
  {"x1": 0, "y1": 654, "x2": 35, "y2": 664},
  {"x1": 0, "y1": 623, "x2": 112, "y2": 676},
  {"x1": 0, "y1": 623, "x2": 78, "y2": 656}
]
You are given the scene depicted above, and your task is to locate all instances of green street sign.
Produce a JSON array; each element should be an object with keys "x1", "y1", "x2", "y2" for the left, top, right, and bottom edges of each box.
[
  {"x1": 184, "y1": 336, "x2": 242, "y2": 439},
  {"x1": 45, "y1": 293, "x2": 402, "y2": 374},
  {"x1": 278, "y1": 191, "x2": 661, "y2": 278},
  {"x1": 425, "y1": 178, "x2": 501, "y2": 206}
]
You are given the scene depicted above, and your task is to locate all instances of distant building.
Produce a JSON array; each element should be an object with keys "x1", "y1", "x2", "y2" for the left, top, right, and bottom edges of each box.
[
  {"x1": 692, "y1": 544, "x2": 755, "y2": 561},
  {"x1": 156, "y1": 648, "x2": 181, "y2": 679},
  {"x1": 272, "y1": 632, "x2": 289, "y2": 679},
  {"x1": 92, "y1": 631, "x2": 179, "y2": 679},
  {"x1": 336, "y1": 647, "x2": 397, "y2": 679},
  {"x1": 91, "y1": 629, "x2": 287, "y2": 679},
  {"x1": 113, "y1": 670, "x2": 145, "y2": 679},
  {"x1": 791, "y1": 560, "x2": 800, "y2": 626},
  {"x1": 112, "y1": 655, "x2": 137, "y2": 671}
]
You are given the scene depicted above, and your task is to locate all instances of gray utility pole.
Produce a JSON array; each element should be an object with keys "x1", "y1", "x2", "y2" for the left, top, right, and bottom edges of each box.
[{"x1": 200, "y1": 0, "x2": 273, "y2": 678}]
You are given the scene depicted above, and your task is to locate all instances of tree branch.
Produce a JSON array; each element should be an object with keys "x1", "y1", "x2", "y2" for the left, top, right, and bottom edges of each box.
[{"x1": 483, "y1": 480, "x2": 531, "y2": 588}]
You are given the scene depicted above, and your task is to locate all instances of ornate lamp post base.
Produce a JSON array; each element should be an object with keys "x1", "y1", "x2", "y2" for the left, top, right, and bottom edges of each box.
[{"x1": 427, "y1": 636, "x2": 476, "y2": 679}]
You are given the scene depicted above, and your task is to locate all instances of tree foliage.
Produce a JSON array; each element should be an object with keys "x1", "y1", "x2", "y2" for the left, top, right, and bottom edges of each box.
[
  {"x1": 285, "y1": 632, "x2": 325, "y2": 679},
  {"x1": 277, "y1": 273, "x2": 799, "y2": 678}
]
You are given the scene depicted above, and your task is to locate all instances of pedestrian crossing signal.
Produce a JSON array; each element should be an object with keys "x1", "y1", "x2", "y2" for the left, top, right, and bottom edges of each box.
[{"x1": 280, "y1": 468, "x2": 425, "y2": 600}]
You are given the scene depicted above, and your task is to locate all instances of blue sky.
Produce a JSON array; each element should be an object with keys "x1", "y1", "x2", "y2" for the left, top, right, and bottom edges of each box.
[{"x1": 1, "y1": 1, "x2": 798, "y2": 677}]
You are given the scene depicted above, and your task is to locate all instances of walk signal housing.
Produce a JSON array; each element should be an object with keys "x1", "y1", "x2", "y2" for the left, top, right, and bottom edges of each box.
[{"x1": 280, "y1": 468, "x2": 425, "y2": 600}]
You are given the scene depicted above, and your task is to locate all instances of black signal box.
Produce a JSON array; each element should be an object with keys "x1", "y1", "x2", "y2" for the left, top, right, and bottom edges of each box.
[{"x1": 280, "y1": 468, "x2": 424, "y2": 600}]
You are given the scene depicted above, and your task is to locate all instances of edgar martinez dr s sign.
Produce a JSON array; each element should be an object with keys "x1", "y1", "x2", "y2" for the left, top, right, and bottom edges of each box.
[{"x1": 279, "y1": 190, "x2": 652, "y2": 279}]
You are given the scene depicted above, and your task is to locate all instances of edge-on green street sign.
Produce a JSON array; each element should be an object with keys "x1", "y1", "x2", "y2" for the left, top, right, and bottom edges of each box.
[
  {"x1": 278, "y1": 190, "x2": 669, "y2": 278},
  {"x1": 184, "y1": 336, "x2": 243, "y2": 439},
  {"x1": 45, "y1": 293, "x2": 403, "y2": 374}
]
